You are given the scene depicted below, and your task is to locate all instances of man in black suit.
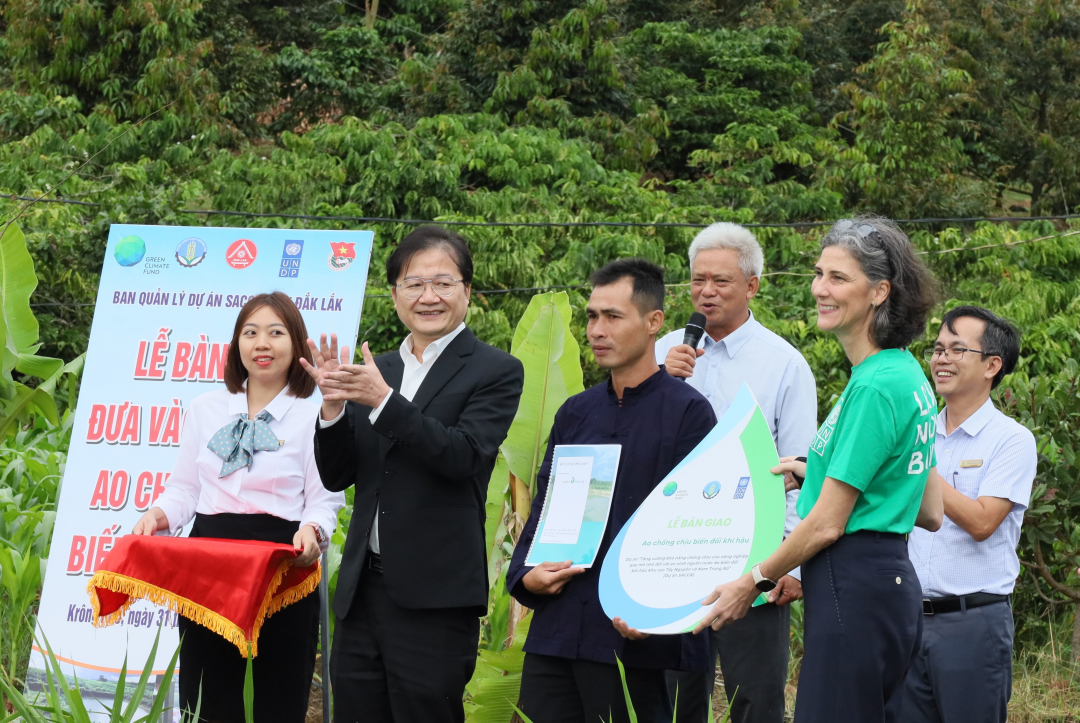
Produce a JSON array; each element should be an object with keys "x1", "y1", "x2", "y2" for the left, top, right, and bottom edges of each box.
[{"x1": 302, "y1": 225, "x2": 524, "y2": 723}]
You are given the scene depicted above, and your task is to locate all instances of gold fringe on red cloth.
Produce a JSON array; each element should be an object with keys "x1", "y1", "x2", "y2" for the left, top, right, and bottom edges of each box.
[{"x1": 87, "y1": 535, "x2": 320, "y2": 658}]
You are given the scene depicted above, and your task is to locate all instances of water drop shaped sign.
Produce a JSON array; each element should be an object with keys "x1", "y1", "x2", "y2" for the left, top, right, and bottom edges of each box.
[{"x1": 599, "y1": 383, "x2": 785, "y2": 634}]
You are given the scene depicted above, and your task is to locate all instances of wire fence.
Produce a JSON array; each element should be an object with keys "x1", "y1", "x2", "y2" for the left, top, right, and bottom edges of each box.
[
  {"x1": 10, "y1": 194, "x2": 1080, "y2": 309},
  {"x1": 6, "y1": 193, "x2": 1080, "y2": 229}
]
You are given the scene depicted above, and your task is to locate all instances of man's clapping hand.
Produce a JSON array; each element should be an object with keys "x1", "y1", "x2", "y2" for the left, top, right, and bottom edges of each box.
[{"x1": 300, "y1": 335, "x2": 392, "y2": 418}]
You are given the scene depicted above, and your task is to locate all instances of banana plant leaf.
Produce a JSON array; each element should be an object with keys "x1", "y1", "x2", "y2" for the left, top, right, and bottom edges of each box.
[
  {"x1": 36, "y1": 352, "x2": 86, "y2": 396},
  {"x1": 464, "y1": 613, "x2": 532, "y2": 723},
  {"x1": 499, "y1": 292, "x2": 584, "y2": 499},
  {"x1": 0, "y1": 222, "x2": 41, "y2": 366}
]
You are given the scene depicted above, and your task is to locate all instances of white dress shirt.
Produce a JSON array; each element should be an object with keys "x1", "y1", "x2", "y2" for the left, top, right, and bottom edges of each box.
[
  {"x1": 320, "y1": 322, "x2": 467, "y2": 553},
  {"x1": 155, "y1": 385, "x2": 345, "y2": 548},
  {"x1": 908, "y1": 397, "x2": 1037, "y2": 597},
  {"x1": 655, "y1": 311, "x2": 818, "y2": 579}
]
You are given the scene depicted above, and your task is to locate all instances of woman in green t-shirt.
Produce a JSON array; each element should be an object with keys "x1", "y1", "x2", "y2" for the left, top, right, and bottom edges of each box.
[{"x1": 694, "y1": 216, "x2": 945, "y2": 723}]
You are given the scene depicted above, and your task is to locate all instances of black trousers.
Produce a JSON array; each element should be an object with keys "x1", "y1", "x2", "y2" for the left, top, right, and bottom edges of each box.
[
  {"x1": 660, "y1": 601, "x2": 791, "y2": 723},
  {"x1": 330, "y1": 566, "x2": 479, "y2": 723},
  {"x1": 178, "y1": 513, "x2": 319, "y2": 723},
  {"x1": 518, "y1": 653, "x2": 666, "y2": 723},
  {"x1": 892, "y1": 601, "x2": 1013, "y2": 723},
  {"x1": 795, "y1": 531, "x2": 922, "y2": 723}
]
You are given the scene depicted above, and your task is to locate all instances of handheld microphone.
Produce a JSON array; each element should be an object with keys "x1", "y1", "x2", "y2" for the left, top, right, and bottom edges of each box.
[
  {"x1": 678, "y1": 312, "x2": 707, "y2": 382},
  {"x1": 682, "y1": 312, "x2": 707, "y2": 348}
]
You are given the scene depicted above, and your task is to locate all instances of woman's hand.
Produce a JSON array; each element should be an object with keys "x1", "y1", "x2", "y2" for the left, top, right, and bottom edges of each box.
[
  {"x1": 292, "y1": 525, "x2": 320, "y2": 567},
  {"x1": 132, "y1": 508, "x2": 169, "y2": 535},
  {"x1": 694, "y1": 573, "x2": 760, "y2": 634},
  {"x1": 772, "y1": 456, "x2": 807, "y2": 492}
]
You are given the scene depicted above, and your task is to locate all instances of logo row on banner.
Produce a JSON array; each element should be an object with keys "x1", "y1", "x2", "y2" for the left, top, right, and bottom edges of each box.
[{"x1": 114, "y1": 234, "x2": 359, "y2": 275}]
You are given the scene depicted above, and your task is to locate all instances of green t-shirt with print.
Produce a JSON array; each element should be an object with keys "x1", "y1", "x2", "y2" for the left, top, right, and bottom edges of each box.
[{"x1": 796, "y1": 348, "x2": 937, "y2": 534}]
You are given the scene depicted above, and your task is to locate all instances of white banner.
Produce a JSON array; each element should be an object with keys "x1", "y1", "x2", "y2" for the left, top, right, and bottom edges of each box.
[{"x1": 30, "y1": 225, "x2": 372, "y2": 716}]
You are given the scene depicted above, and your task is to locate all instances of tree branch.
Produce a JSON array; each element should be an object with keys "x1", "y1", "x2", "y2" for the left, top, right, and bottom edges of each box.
[
  {"x1": 1031, "y1": 543, "x2": 1080, "y2": 602},
  {"x1": 1026, "y1": 566, "x2": 1067, "y2": 605},
  {"x1": 0, "y1": 100, "x2": 176, "y2": 239}
]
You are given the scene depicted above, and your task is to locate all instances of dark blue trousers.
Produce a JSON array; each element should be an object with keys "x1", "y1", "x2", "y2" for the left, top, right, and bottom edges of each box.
[
  {"x1": 892, "y1": 601, "x2": 1013, "y2": 723},
  {"x1": 794, "y1": 531, "x2": 922, "y2": 723}
]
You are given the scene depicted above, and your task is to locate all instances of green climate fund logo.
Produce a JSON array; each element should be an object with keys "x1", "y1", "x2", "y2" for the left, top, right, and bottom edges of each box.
[
  {"x1": 114, "y1": 235, "x2": 146, "y2": 267},
  {"x1": 662, "y1": 481, "x2": 677, "y2": 497}
]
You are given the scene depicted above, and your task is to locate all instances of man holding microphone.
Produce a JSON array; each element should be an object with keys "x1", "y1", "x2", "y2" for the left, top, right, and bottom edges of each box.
[
  {"x1": 896, "y1": 306, "x2": 1036, "y2": 723},
  {"x1": 655, "y1": 223, "x2": 817, "y2": 723}
]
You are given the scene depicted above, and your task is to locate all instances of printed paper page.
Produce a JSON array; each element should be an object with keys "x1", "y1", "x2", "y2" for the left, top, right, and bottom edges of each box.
[{"x1": 538, "y1": 456, "x2": 594, "y2": 544}]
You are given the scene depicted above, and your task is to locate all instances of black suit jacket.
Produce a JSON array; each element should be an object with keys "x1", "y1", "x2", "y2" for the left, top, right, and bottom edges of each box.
[{"x1": 314, "y1": 327, "x2": 524, "y2": 618}]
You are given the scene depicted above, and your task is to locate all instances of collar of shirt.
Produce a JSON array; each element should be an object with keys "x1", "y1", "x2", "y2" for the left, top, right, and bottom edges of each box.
[
  {"x1": 701, "y1": 310, "x2": 760, "y2": 359},
  {"x1": 398, "y1": 322, "x2": 467, "y2": 368},
  {"x1": 226, "y1": 384, "x2": 298, "y2": 420},
  {"x1": 604, "y1": 367, "x2": 666, "y2": 403},
  {"x1": 936, "y1": 396, "x2": 997, "y2": 439}
]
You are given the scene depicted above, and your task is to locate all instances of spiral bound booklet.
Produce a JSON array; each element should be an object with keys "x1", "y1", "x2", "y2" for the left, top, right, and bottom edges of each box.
[{"x1": 525, "y1": 444, "x2": 622, "y2": 568}]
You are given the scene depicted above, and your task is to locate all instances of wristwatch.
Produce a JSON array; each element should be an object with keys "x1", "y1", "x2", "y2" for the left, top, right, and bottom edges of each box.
[
  {"x1": 306, "y1": 523, "x2": 326, "y2": 548},
  {"x1": 751, "y1": 563, "x2": 777, "y2": 593}
]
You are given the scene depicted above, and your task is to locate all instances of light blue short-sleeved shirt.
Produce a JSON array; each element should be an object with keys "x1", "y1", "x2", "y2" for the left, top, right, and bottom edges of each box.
[
  {"x1": 655, "y1": 311, "x2": 818, "y2": 542},
  {"x1": 908, "y1": 397, "x2": 1037, "y2": 597}
]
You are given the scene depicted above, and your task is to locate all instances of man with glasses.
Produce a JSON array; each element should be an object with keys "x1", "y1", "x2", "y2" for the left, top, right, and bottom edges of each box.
[
  {"x1": 303, "y1": 225, "x2": 524, "y2": 723},
  {"x1": 895, "y1": 306, "x2": 1036, "y2": 723}
]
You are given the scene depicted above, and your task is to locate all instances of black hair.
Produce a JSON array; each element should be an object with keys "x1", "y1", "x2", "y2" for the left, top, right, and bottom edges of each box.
[
  {"x1": 941, "y1": 305, "x2": 1021, "y2": 389},
  {"x1": 385, "y1": 225, "x2": 473, "y2": 286},
  {"x1": 821, "y1": 215, "x2": 939, "y2": 349},
  {"x1": 224, "y1": 292, "x2": 315, "y2": 398},
  {"x1": 589, "y1": 258, "x2": 665, "y2": 314}
]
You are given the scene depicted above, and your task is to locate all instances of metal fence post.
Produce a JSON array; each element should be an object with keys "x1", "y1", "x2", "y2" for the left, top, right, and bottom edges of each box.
[{"x1": 321, "y1": 549, "x2": 332, "y2": 723}]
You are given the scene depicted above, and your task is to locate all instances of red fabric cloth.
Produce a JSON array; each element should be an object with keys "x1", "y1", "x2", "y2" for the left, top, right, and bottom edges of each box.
[{"x1": 88, "y1": 534, "x2": 319, "y2": 656}]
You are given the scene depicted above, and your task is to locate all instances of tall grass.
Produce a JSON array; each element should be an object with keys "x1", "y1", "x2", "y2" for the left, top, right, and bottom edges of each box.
[
  {"x1": 1010, "y1": 650, "x2": 1079, "y2": 723},
  {"x1": 739, "y1": 601, "x2": 1078, "y2": 723}
]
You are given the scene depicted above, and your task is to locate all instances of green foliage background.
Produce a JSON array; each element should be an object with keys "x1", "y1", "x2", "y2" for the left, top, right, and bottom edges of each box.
[{"x1": 2, "y1": 0, "x2": 1080, "y2": 694}]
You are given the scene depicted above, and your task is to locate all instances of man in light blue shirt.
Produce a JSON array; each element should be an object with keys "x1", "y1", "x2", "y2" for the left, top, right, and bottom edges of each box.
[
  {"x1": 897, "y1": 306, "x2": 1036, "y2": 723},
  {"x1": 656, "y1": 222, "x2": 817, "y2": 723}
]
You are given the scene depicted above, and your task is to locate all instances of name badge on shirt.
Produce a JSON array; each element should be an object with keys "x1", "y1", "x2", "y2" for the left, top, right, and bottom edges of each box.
[{"x1": 959, "y1": 459, "x2": 983, "y2": 468}]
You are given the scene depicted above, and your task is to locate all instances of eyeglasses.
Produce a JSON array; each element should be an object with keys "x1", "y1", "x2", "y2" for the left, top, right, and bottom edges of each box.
[
  {"x1": 395, "y1": 275, "x2": 464, "y2": 300},
  {"x1": 922, "y1": 347, "x2": 987, "y2": 362}
]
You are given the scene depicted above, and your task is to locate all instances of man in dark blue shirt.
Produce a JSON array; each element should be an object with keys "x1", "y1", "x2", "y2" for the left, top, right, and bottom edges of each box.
[{"x1": 507, "y1": 258, "x2": 718, "y2": 723}]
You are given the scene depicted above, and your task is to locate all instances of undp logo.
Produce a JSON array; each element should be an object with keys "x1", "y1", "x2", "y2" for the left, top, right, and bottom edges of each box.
[
  {"x1": 663, "y1": 481, "x2": 678, "y2": 497},
  {"x1": 703, "y1": 481, "x2": 721, "y2": 499}
]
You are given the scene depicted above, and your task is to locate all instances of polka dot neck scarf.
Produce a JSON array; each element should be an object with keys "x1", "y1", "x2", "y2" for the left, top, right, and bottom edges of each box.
[{"x1": 207, "y1": 410, "x2": 282, "y2": 478}]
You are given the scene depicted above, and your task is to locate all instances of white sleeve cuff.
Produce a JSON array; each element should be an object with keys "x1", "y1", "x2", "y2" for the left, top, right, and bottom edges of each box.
[
  {"x1": 788, "y1": 566, "x2": 801, "y2": 582},
  {"x1": 154, "y1": 498, "x2": 187, "y2": 537},
  {"x1": 318, "y1": 405, "x2": 347, "y2": 428},
  {"x1": 367, "y1": 390, "x2": 393, "y2": 424}
]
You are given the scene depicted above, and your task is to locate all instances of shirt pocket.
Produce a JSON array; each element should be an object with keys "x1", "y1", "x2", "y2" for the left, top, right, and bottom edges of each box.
[{"x1": 953, "y1": 466, "x2": 985, "y2": 499}]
